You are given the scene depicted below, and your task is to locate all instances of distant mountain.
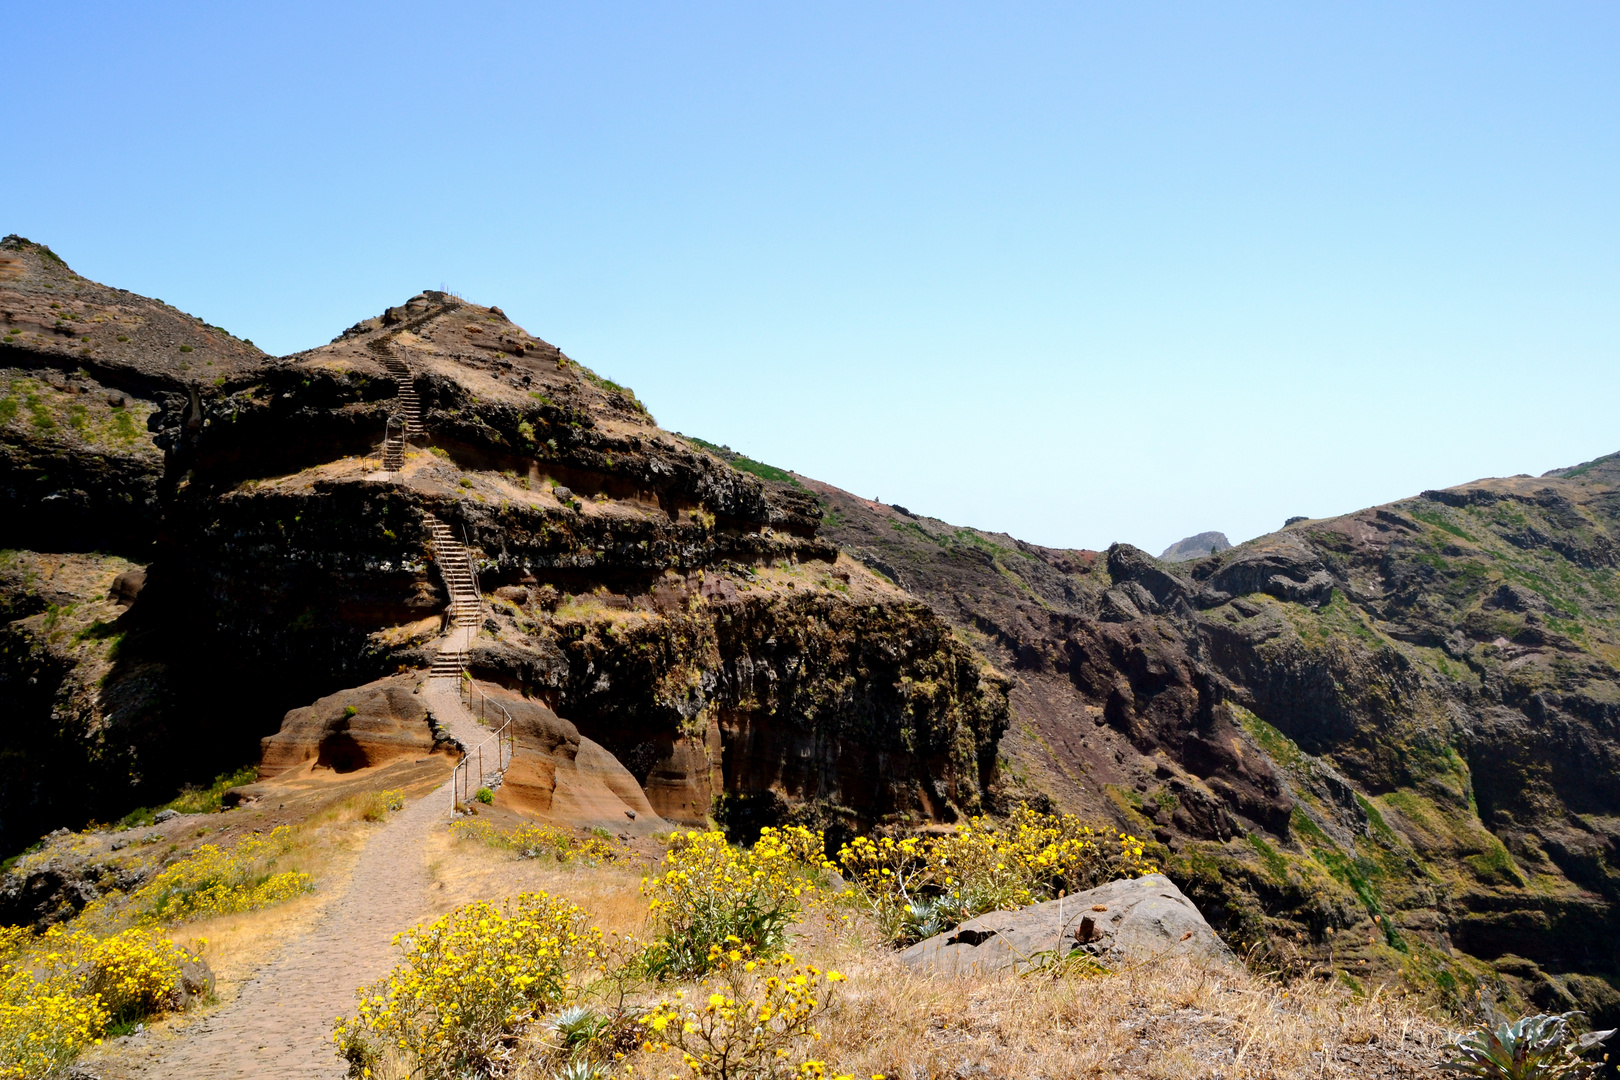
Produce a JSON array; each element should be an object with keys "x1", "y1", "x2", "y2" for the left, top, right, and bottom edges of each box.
[{"x1": 1160, "y1": 531, "x2": 1231, "y2": 562}]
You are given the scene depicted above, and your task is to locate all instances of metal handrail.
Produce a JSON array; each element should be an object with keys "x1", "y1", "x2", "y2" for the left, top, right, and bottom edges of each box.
[
  {"x1": 449, "y1": 664, "x2": 515, "y2": 813},
  {"x1": 460, "y1": 523, "x2": 483, "y2": 618}
]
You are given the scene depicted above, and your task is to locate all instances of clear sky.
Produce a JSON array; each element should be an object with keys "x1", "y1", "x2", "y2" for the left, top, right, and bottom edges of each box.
[{"x1": 6, "y1": 3, "x2": 1618, "y2": 554}]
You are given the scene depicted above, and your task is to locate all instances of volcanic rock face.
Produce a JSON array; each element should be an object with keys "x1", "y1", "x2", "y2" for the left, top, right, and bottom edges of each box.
[
  {"x1": 0, "y1": 237, "x2": 278, "y2": 846},
  {"x1": 0, "y1": 239, "x2": 1007, "y2": 855},
  {"x1": 809, "y1": 464, "x2": 1620, "y2": 1025},
  {"x1": 257, "y1": 675, "x2": 451, "y2": 779}
]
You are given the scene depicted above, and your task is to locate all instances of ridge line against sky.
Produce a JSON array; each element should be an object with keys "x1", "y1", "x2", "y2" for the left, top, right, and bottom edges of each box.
[{"x1": 5, "y1": 1, "x2": 1617, "y2": 554}]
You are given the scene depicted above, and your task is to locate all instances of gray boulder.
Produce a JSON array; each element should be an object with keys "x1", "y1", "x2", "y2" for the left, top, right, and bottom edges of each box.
[{"x1": 898, "y1": 873, "x2": 1239, "y2": 978}]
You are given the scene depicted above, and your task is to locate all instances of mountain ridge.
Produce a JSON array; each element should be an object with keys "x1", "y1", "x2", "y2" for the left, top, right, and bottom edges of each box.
[{"x1": 3, "y1": 235, "x2": 1617, "y2": 1026}]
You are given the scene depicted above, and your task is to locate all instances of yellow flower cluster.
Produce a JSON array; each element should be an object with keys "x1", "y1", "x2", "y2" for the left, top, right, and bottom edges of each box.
[
  {"x1": 0, "y1": 924, "x2": 201, "y2": 1077},
  {"x1": 361, "y1": 788, "x2": 407, "y2": 822},
  {"x1": 333, "y1": 891, "x2": 601, "y2": 1078},
  {"x1": 131, "y1": 825, "x2": 314, "y2": 923},
  {"x1": 639, "y1": 945, "x2": 852, "y2": 1080},
  {"x1": 642, "y1": 828, "x2": 828, "y2": 977},
  {"x1": 450, "y1": 819, "x2": 624, "y2": 863},
  {"x1": 0, "y1": 975, "x2": 107, "y2": 1080},
  {"x1": 839, "y1": 805, "x2": 1156, "y2": 941},
  {"x1": 84, "y1": 928, "x2": 191, "y2": 1021}
]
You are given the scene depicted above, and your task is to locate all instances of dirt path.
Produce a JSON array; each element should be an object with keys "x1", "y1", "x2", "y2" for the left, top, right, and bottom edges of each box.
[
  {"x1": 105, "y1": 618, "x2": 497, "y2": 1077},
  {"x1": 116, "y1": 782, "x2": 447, "y2": 1079}
]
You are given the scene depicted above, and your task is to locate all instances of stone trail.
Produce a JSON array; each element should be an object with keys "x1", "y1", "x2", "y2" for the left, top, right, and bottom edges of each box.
[{"x1": 119, "y1": 780, "x2": 443, "y2": 1079}]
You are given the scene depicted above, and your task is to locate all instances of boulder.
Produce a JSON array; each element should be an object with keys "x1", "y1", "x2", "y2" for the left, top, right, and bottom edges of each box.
[
  {"x1": 898, "y1": 873, "x2": 1239, "y2": 978},
  {"x1": 170, "y1": 956, "x2": 215, "y2": 1009},
  {"x1": 258, "y1": 674, "x2": 448, "y2": 779},
  {"x1": 485, "y1": 689, "x2": 668, "y2": 835}
]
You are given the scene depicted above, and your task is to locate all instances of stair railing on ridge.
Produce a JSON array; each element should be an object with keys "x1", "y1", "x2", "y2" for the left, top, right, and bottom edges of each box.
[
  {"x1": 449, "y1": 661, "x2": 515, "y2": 813},
  {"x1": 460, "y1": 523, "x2": 483, "y2": 625}
]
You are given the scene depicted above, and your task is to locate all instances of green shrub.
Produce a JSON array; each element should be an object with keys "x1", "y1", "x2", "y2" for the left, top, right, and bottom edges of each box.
[
  {"x1": 475, "y1": 787, "x2": 494, "y2": 805},
  {"x1": 642, "y1": 828, "x2": 828, "y2": 979},
  {"x1": 120, "y1": 765, "x2": 259, "y2": 826}
]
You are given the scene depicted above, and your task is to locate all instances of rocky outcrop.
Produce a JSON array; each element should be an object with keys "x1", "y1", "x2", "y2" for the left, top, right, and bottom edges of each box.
[
  {"x1": 0, "y1": 840, "x2": 146, "y2": 930},
  {"x1": 899, "y1": 873, "x2": 1238, "y2": 977},
  {"x1": 481, "y1": 689, "x2": 664, "y2": 834},
  {"x1": 257, "y1": 675, "x2": 452, "y2": 779},
  {"x1": 0, "y1": 235, "x2": 271, "y2": 555}
]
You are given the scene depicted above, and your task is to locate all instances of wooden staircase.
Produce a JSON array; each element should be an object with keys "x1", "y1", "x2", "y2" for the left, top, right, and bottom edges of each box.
[
  {"x1": 377, "y1": 345, "x2": 420, "y2": 472},
  {"x1": 423, "y1": 513, "x2": 483, "y2": 661}
]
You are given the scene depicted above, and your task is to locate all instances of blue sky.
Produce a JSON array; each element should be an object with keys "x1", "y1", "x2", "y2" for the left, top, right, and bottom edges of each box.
[{"x1": 6, "y1": 3, "x2": 1618, "y2": 553}]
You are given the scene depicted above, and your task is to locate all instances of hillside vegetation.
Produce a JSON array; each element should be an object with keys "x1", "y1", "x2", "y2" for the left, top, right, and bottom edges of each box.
[{"x1": 807, "y1": 457, "x2": 1620, "y2": 1029}]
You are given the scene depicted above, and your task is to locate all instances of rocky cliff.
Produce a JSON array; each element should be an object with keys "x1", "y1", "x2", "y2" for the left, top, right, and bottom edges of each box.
[
  {"x1": 0, "y1": 238, "x2": 1006, "y2": 854},
  {"x1": 808, "y1": 465, "x2": 1620, "y2": 1025}
]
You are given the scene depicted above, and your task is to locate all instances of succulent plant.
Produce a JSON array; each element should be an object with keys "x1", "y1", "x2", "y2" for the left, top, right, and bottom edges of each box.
[{"x1": 1439, "y1": 1010, "x2": 1614, "y2": 1080}]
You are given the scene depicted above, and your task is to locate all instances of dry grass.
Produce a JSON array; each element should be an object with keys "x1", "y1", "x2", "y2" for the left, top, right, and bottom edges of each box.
[
  {"x1": 807, "y1": 950, "x2": 1452, "y2": 1080},
  {"x1": 421, "y1": 826, "x2": 651, "y2": 934},
  {"x1": 473, "y1": 864, "x2": 1455, "y2": 1080}
]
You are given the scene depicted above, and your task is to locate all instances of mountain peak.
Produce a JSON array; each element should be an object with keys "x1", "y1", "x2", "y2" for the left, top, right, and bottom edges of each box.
[{"x1": 1159, "y1": 530, "x2": 1231, "y2": 562}]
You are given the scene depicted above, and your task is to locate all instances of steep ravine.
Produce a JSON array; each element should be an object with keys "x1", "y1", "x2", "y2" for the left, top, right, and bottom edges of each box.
[{"x1": 807, "y1": 464, "x2": 1620, "y2": 1024}]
